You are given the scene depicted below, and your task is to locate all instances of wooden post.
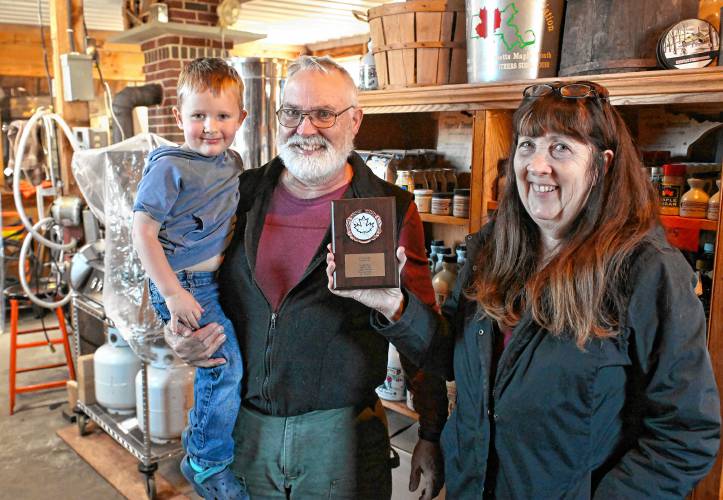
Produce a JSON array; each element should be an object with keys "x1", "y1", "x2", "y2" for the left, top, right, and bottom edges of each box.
[
  {"x1": 49, "y1": 0, "x2": 89, "y2": 196},
  {"x1": 469, "y1": 110, "x2": 513, "y2": 234},
  {"x1": 469, "y1": 110, "x2": 486, "y2": 233},
  {"x1": 693, "y1": 167, "x2": 723, "y2": 500}
]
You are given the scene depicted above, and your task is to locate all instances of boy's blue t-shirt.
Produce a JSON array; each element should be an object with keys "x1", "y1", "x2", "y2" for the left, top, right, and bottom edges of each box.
[{"x1": 133, "y1": 145, "x2": 242, "y2": 271}]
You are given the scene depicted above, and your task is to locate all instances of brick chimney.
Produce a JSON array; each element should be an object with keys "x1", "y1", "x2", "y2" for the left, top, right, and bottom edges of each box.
[{"x1": 141, "y1": 0, "x2": 233, "y2": 143}]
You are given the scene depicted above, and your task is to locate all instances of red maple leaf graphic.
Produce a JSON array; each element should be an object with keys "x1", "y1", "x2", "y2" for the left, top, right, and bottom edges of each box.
[
  {"x1": 476, "y1": 7, "x2": 487, "y2": 38},
  {"x1": 475, "y1": 7, "x2": 502, "y2": 39}
]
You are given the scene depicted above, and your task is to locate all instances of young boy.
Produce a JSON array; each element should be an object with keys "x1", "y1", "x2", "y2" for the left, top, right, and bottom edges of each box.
[{"x1": 132, "y1": 58, "x2": 248, "y2": 500}]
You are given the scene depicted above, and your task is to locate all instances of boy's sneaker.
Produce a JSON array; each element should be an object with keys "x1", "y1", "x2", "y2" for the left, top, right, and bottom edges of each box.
[{"x1": 180, "y1": 455, "x2": 249, "y2": 500}]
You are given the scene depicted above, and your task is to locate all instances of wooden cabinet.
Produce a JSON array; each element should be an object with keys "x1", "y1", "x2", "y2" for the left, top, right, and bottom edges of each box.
[{"x1": 359, "y1": 66, "x2": 723, "y2": 499}]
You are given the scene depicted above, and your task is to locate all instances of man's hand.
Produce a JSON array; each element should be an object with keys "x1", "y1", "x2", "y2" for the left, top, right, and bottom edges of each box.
[
  {"x1": 409, "y1": 438, "x2": 444, "y2": 500},
  {"x1": 165, "y1": 288, "x2": 204, "y2": 330},
  {"x1": 163, "y1": 322, "x2": 227, "y2": 368},
  {"x1": 325, "y1": 244, "x2": 407, "y2": 322}
]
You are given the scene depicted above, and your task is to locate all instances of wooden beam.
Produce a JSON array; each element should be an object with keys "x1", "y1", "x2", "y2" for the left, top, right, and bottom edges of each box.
[
  {"x1": 469, "y1": 110, "x2": 486, "y2": 233},
  {"x1": 0, "y1": 24, "x2": 144, "y2": 82},
  {"x1": 306, "y1": 33, "x2": 367, "y2": 59},
  {"x1": 310, "y1": 43, "x2": 365, "y2": 59},
  {"x1": 49, "y1": 0, "x2": 89, "y2": 196},
  {"x1": 229, "y1": 40, "x2": 302, "y2": 60},
  {"x1": 694, "y1": 167, "x2": 723, "y2": 500}
]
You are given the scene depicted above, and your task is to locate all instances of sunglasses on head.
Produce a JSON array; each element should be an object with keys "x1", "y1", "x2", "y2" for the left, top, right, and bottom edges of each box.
[{"x1": 522, "y1": 82, "x2": 609, "y2": 101}]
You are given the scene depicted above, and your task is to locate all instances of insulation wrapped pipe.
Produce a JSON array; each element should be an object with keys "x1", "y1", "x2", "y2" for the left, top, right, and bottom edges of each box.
[{"x1": 111, "y1": 84, "x2": 164, "y2": 143}]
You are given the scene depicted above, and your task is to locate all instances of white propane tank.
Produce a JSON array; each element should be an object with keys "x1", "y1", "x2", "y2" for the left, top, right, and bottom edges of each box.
[
  {"x1": 94, "y1": 327, "x2": 142, "y2": 415},
  {"x1": 136, "y1": 344, "x2": 195, "y2": 443}
]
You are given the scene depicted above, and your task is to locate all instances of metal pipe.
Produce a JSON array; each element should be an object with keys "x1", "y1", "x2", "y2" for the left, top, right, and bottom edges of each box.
[{"x1": 111, "y1": 84, "x2": 163, "y2": 144}]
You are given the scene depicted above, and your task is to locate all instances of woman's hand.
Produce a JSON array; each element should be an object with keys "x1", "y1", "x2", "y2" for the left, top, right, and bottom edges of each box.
[
  {"x1": 325, "y1": 243, "x2": 407, "y2": 322},
  {"x1": 165, "y1": 288, "x2": 204, "y2": 331},
  {"x1": 163, "y1": 322, "x2": 226, "y2": 368}
]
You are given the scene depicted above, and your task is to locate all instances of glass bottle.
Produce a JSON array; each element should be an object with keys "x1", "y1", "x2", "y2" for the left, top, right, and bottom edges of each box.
[
  {"x1": 443, "y1": 168, "x2": 457, "y2": 192},
  {"x1": 432, "y1": 255, "x2": 458, "y2": 308},
  {"x1": 680, "y1": 178, "x2": 709, "y2": 218},
  {"x1": 434, "y1": 247, "x2": 452, "y2": 274},
  {"x1": 708, "y1": 179, "x2": 720, "y2": 220},
  {"x1": 395, "y1": 170, "x2": 414, "y2": 192},
  {"x1": 433, "y1": 169, "x2": 447, "y2": 193},
  {"x1": 359, "y1": 39, "x2": 378, "y2": 90},
  {"x1": 419, "y1": 169, "x2": 433, "y2": 192},
  {"x1": 429, "y1": 240, "x2": 444, "y2": 259},
  {"x1": 411, "y1": 169, "x2": 429, "y2": 190},
  {"x1": 659, "y1": 164, "x2": 686, "y2": 216},
  {"x1": 456, "y1": 243, "x2": 467, "y2": 271}
]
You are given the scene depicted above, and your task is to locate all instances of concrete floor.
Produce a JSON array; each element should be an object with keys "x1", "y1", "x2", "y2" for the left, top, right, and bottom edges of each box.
[
  {"x1": 0, "y1": 307, "x2": 190, "y2": 500},
  {"x1": 0, "y1": 307, "x2": 436, "y2": 499}
]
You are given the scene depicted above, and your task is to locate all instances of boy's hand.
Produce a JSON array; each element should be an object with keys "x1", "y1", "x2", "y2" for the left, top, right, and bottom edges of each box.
[{"x1": 166, "y1": 288, "x2": 204, "y2": 331}]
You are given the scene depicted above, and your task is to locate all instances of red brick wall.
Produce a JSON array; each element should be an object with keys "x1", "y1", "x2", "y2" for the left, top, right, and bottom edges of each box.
[
  {"x1": 167, "y1": 0, "x2": 219, "y2": 26},
  {"x1": 140, "y1": 0, "x2": 230, "y2": 143}
]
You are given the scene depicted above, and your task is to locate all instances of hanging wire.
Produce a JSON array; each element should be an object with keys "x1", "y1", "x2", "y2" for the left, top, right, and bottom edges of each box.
[
  {"x1": 93, "y1": 58, "x2": 126, "y2": 142},
  {"x1": 31, "y1": 236, "x2": 55, "y2": 352},
  {"x1": 37, "y1": 0, "x2": 54, "y2": 100},
  {"x1": 104, "y1": 81, "x2": 125, "y2": 142}
]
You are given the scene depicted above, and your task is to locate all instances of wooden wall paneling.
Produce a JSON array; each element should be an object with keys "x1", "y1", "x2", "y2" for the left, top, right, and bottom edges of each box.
[
  {"x1": 0, "y1": 25, "x2": 144, "y2": 82},
  {"x1": 355, "y1": 112, "x2": 438, "y2": 151},
  {"x1": 427, "y1": 222, "x2": 467, "y2": 249},
  {"x1": 49, "y1": 0, "x2": 89, "y2": 196},
  {"x1": 483, "y1": 110, "x2": 513, "y2": 205},
  {"x1": 95, "y1": 42, "x2": 145, "y2": 82}
]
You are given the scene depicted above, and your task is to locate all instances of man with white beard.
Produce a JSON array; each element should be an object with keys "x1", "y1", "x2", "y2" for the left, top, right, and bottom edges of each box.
[{"x1": 165, "y1": 55, "x2": 447, "y2": 499}]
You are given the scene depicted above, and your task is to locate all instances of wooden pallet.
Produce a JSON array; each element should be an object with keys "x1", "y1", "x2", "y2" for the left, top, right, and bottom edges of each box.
[{"x1": 57, "y1": 424, "x2": 191, "y2": 500}]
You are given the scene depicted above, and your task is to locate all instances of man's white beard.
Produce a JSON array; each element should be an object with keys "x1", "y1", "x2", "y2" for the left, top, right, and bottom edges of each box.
[{"x1": 277, "y1": 132, "x2": 354, "y2": 186}]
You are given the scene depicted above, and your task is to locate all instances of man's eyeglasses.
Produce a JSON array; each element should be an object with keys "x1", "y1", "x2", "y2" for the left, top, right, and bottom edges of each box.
[
  {"x1": 276, "y1": 106, "x2": 355, "y2": 129},
  {"x1": 522, "y1": 83, "x2": 608, "y2": 100}
]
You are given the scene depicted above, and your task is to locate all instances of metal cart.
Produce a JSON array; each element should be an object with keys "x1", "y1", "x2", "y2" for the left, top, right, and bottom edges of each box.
[{"x1": 71, "y1": 293, "x2": 184, "y2": 499}]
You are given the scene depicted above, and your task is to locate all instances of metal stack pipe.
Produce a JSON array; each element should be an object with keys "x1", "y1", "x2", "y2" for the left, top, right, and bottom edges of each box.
[{"x1": 227, "y1": 57, "x2": 287, "y2": 170}]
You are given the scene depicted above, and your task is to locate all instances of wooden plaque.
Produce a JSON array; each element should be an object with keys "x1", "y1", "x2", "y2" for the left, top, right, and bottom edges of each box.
[{"x1": 331, "y1": 197, "x2": 399, "y2": 290}]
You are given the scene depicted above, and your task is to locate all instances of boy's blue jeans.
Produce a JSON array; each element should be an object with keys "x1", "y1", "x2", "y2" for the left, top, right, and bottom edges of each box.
[{"x1": 149, "y1": 271, "x2": 242, "y2": 469}]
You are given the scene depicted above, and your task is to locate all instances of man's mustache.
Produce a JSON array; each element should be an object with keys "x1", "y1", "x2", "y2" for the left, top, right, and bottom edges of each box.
[{"x1": 282, "y1": 134, "x2": 330, "y2": 149}]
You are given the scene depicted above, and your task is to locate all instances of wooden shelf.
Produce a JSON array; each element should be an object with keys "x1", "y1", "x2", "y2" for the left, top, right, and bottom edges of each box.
[
  {"x1": 420, "y1": 213, "x2": 469, "y2": 226},
  {"x1": 360, "y1": 67, "x2": 723, "y2": 114},
  {"x1": 107, "y1": 21, "x2": 265, "y2": 45},
  {"x1": 488, "y1": 203, "x2": 720, "y2": 233},
  {"x1": 660, "y1": 215, "x2": 719, "y2": 232},
  {"x1": 380, "y1": 399, "x2": 418, "y2": 421}
]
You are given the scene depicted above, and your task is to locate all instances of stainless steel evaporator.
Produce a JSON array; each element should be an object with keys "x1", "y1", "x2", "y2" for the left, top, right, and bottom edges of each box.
[{"x1": 228, "y1": 57, "x2": 288, "y2": 170}]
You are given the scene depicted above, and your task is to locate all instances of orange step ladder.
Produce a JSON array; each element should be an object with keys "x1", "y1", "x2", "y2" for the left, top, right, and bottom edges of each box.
[{"x1": 8, "y1": 293, "x2": 76, "y2": 415}]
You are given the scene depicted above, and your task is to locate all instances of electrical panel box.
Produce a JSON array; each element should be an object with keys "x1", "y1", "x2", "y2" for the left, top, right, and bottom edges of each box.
[{"x1": 60, "y1": 53, "x2": 94, "y2": 102}]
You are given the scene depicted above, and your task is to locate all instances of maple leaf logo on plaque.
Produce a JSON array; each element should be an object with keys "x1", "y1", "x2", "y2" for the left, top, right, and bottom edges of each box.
[{"x1": 346, "y1": 209, "x2": 383, "y2": 244}]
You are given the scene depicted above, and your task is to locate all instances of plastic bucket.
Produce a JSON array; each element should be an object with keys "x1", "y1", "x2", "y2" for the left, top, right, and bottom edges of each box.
[{"x1": 466, "y1": 0, "x2": 565, "y2": 82}]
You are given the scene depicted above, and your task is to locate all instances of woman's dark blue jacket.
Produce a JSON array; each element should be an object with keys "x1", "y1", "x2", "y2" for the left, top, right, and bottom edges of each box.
[{"x1": 374, "y1": 223, "x2": 720, "y2": 499}]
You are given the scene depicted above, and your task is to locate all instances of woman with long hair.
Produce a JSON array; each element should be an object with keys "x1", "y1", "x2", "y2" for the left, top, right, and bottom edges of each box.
[{"x1": 327, "y1": 81, "x2": 720, "y2": 498}]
